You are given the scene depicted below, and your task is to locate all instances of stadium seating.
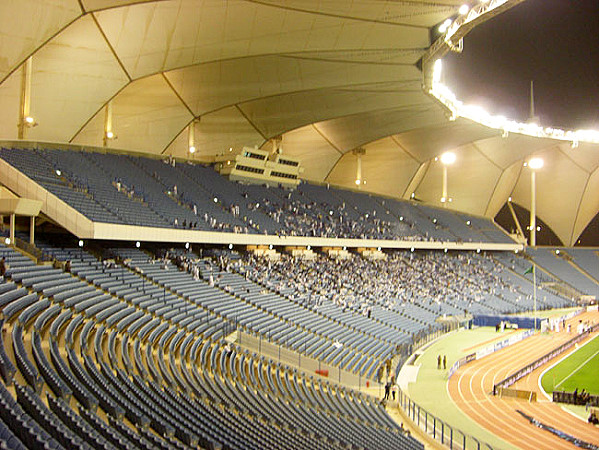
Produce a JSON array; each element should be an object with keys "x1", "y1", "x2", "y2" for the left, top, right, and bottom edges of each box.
[
  {"x1": 0, "y1": 241, "x2": 423, "y2": 449},
  {"x1": 0, "y1": 147, "x2": 513, "y2": 243}
]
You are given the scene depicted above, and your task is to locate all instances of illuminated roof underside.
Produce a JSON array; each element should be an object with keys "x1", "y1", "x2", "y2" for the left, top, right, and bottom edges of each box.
[{"x1": 0, "y1": 0, "x2": 597, "y2": 246}]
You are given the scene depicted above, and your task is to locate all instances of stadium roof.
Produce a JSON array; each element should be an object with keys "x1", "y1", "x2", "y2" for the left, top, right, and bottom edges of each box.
[{"x1": 0, "y1": 0, "x2": 598, "y2": 246}]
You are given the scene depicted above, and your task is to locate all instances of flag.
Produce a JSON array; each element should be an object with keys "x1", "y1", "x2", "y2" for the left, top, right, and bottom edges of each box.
[{"x1": 524, "y1": 265, "x2": 534, "y2": 275}]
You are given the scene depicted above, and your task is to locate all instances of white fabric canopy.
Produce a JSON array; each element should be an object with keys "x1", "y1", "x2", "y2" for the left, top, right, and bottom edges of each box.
[{"x1": 0, "y1": 0, "x2": 597, "y2": 245}]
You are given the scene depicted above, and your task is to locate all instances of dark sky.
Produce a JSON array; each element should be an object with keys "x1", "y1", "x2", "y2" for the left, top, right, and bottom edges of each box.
[{"x1": 443, "y1": 0, "x2": 599, "y2": 130}]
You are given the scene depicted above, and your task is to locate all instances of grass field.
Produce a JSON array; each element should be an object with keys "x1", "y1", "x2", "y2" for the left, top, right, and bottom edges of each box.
[{"x1": 541, "y1": 334, "x2": 599, "y2": 395}]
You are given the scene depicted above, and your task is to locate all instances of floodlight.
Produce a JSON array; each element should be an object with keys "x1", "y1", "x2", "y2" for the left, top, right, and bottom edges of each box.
[
  {"x1": 78, "y1": 240, "x2": 84, "y2": 247},
  {"x1": 136, "y1": 241, "x2": 140, "y2": 248},
  {"x1": 355, "y1": 179, "x2": 361, "y2": 186},
  {"x1": 528, "y1": 157, "x2": 544, "y2": 170},
  {"x1": 105, "y1": 131, "x2": 115, "y2": 139},
  {"x1": 440, "y1": 151, "x2": 456, "y2": 165},
  {"x1": 4, "y1": 238, "x2": 10, "y2": 245},
  {"x1": 55, "y1": 170, "x2": 61, "y2": 176},
  {"x1": 438, "y1": 19, "x2": 452, "y2": 33},
  {"x1": 459, "y1": 4, "x2": 469, "y2": 15},
  {"x1": 189, "y1": 146, "x2": 196, "y2": 154}
]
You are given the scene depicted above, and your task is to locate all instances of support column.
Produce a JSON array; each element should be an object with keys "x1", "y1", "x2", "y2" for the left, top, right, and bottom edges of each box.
[
  {"x1": 18, "y1": 57, "x2": 33, "y2": 140},
  {"x1": 441, "y1": 166, "x2": 448, "y2": 208},
  {"x1": 9, "y1": 214, "x2": 15, "y2": 245},
  {"x1": 30, "y1": 216, "x2": 35, "y2": 245},
  {"x1": 352, "y1": 147, "x2": 365, "y2": 189},
  {"x1": 530, "y1": 170, "x2": 536, "y2": 247},
  {"x1": 188, "y1": 120, "x2": 196, "y2": 155}
]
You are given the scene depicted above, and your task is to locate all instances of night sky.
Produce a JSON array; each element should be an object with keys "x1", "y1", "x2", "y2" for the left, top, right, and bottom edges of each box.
[{"x1": 443, "y1": 0, "x2": 599, "y2": 130}]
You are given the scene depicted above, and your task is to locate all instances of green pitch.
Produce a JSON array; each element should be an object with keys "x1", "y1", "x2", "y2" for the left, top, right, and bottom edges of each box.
[{"x1": 541, "y1": 334, "x2": 599, "y2": 395}]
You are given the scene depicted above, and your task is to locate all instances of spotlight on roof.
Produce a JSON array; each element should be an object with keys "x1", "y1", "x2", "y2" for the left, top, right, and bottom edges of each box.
[
  {"x1": 4, "y1": 238, "x2": 10, "y2": 245},
  {"x1": 229, "y1": 244, "x2": 233, "y2": 250},
  {"x1": 410, "y1": 193, "x2": 415, "y2": 199},
  {"x1": 268, "y1": 244, "x2": 273, "y2": 250},
  {"x1": 377, "y1": 247, "x2": 381, "y2": 251},
  {"x1": 185, "y1": 242, "x2": 189, "y2": 250},
  {"x1": 213, "y1": 197, "x2": 218, "y2": 203},
  {"x1": 55, "y1": 169, "x2": 61, "y2": 176},
  {"x1": 438, "y1": 18, "x2": 452, "y2": 33},
  {"x1": 440, "y1": 151, "x2": 456, "y2": 165},
  {"x1": 528, "y1": 157, "x2": 544, "y2": 170},
  {"x1": 555, "y1": 249, "x2": 560, "y2": 255},
  {"x1": 78, "y1": 240, "x2": 84, "y2": 247},
  {"x1": 105, "y1": 130, "x2": 115, "y2": 139},
  {"x1": 355, "y1": 179, "x2": 361, "y2": 186},
  {"x1": 459, "y1": 4, "x2": 469, "y2": 15},
  {"x1": 466, "y1": 220, "x2": 471, "y2": 226},
  {"x1": 444, "y1": 248, "x2": 448, "y2": 253},
  {"x1": 508, "y1": 196, "x2": 512, "y2": 202},
  {"x1": 571, "y1": 140, "x2": 579, "y2": 149},
  {"x1": 136, "y1": 241, "x2": 140, "y2": 248},
  {"x1": 476, "y1": 249, "x2": 481, "y2": 253},
  {"x1": 410, "y1": 247, "x2": 415, "y2": 252},
  {"x1": 399, "y1": 216, "x2": 404, "y2": 221},
  {"x1": 24, "y1": 116, "x2": 37, "y2": 127},
  {"x1": 514, "y1": 249, "x2": 519, "y2": 254},
  {"x1": 189, "y1": 146, "x2": 196, "y2": 154}
]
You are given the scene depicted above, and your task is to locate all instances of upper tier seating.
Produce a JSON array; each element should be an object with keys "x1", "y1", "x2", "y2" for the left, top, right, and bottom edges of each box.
[
  {"x1": 0, "y1": 147, "x2": 514, "y2": 243},
  {"x1": 525, "y1": 248, "x2": 599, "y2": 296}
]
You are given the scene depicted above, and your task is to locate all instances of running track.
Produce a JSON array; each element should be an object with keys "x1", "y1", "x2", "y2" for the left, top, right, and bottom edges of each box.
[{"x1": 448, "y1": 311, "x2": 599, "y2": 449}]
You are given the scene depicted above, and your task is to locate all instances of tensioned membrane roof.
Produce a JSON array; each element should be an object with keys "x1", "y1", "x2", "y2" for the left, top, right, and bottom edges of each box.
[{"x1": 0, "y1": 0, "x2": 598, "y2": 246}]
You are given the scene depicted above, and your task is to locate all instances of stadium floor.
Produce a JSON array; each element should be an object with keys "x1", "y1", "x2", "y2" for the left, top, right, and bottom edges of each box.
[{"x1": 448, "y1": 310, "x2": 599, "y2": 449}]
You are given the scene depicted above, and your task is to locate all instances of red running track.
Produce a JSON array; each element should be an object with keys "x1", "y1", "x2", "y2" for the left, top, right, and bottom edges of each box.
[{"x1": 448, "y1": 311, "x2": 599, "y2": 449}]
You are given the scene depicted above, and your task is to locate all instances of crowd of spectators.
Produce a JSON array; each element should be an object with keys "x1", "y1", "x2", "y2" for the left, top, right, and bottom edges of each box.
[
  {"x1": 238, "y1": 250, "x2": 524, "y2": 319},
  {"x1": 246, "y1": 196, "x2": 432, "y2": 240}
]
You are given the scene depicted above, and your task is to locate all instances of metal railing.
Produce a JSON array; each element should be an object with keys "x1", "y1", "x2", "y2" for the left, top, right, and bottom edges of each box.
[
  {"x1": 13, "y1": 237, "x2": 52, "y2": 263},
  {"x1": 397, "y1": 388, "x2": 493, "y2": 450}
]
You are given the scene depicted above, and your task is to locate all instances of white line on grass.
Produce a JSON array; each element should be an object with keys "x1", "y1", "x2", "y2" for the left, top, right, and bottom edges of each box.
[{"x1": 554, "y1": 348, "x2": 599, "y2": 389}]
